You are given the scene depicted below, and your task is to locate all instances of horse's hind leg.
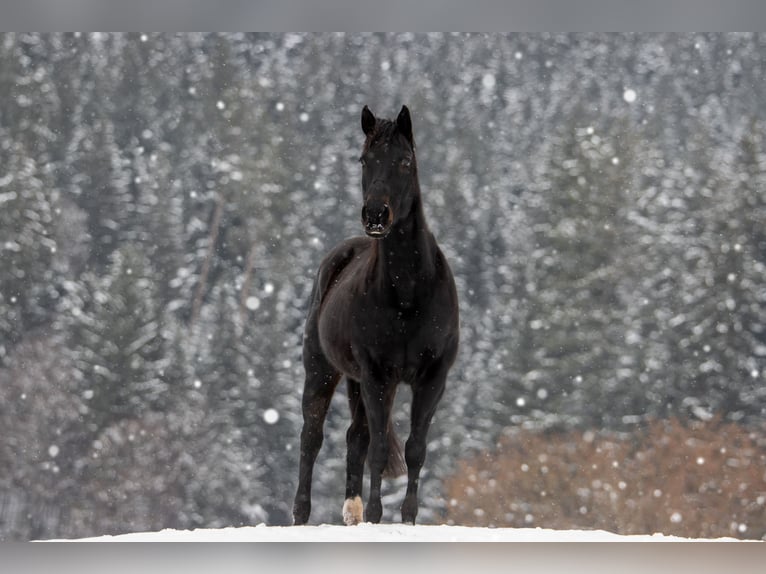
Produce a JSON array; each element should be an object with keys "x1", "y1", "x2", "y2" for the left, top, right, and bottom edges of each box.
[
  {"x1": 293, "y1": 345, "x2": 340, "y2": 525},
  {"x1": 343, "y1": 378, "x2": 368, "y2": 525}
]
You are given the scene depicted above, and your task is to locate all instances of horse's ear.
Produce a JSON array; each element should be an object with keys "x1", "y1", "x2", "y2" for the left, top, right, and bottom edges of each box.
[
  {"x1": 361, "y1": 105, "x2": 376, "y2": 136},
  {"x1": 396, "y1": 105, "x2": 413, "y2": 145}
]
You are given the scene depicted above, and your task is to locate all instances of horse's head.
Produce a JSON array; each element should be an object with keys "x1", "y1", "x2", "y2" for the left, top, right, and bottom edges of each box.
[{"x1": 359, "y1": 105, "x2": 417, "y2": 238}]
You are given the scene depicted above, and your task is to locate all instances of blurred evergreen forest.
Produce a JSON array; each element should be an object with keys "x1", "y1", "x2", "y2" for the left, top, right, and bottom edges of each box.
[{"x1": 0, "y1": 33, "x2": 764, "y2": 540}]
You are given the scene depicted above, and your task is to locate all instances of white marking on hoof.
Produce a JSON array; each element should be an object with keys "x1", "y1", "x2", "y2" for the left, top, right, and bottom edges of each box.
[{"x1": 342, "y1": 496, "x2": 364, "y2": 526}]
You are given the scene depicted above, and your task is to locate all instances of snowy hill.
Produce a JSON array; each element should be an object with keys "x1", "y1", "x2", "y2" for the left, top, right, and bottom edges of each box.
[{"x1": 65, "y1": 523, "x2": 739, "y2": 542}]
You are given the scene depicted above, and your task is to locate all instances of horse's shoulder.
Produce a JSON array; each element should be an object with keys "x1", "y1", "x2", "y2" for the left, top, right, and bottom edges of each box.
[
  {"x1": 320, "y1": 236, "x2": 370, "y2": 271},
  {"x1": 316, "y1": 236, "x2": 371, "y2": 297}
]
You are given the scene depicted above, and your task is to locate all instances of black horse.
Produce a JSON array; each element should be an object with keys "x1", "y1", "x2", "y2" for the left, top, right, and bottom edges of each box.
[{"x1": 292, "y1": 105, "x2": 459, "y2": 526}]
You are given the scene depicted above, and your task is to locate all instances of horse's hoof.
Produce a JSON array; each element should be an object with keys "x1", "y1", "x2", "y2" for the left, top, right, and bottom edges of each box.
[
  {"x1": 342, "y1": 496, "x2": 364, "y2": 525},
  {"x1": 401, "y1": 496, "x2": 418, "y2": 524},
  {"x1": 293, "y1": 502, "x2": 311, "y2": 525},
  {"x1": 364, "y1": 499, "x2": 383, "y2": 524}
]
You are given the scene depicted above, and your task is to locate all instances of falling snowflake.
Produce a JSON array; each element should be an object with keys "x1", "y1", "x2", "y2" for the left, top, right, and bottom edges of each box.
[{"x1": 263, "y1": 408, "x2": 280, "y2": 425}]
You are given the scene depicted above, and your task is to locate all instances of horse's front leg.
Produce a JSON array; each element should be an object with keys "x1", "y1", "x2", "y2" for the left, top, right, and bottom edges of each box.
[
  {"x1": 401, "y1": 364, "x2": 449, "y2": 524},
  {"x1": 359, "y1": 379, "x2": 397, "y2": 523},
  {"x1": 293, "y1": 347, "x2": 340, "y2": 525},
  {"x1": 343, "y1": 378, "x2": 369, "y2": 525}
]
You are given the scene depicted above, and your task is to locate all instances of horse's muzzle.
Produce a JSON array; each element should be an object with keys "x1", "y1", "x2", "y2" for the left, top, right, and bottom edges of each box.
[{"x1": 362, "y1": 202, "x2": 392, "y2": 238}]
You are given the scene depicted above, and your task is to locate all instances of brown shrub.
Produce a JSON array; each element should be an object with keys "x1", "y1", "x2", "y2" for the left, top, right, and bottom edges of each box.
[{"x1": 443, "y1": 418, "x2": 766, "y2": 540}]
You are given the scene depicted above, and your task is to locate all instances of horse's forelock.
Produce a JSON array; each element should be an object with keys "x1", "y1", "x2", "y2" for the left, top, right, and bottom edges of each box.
[{"x1": 363, "y1": 119, "x2": 411, "y2": 154}]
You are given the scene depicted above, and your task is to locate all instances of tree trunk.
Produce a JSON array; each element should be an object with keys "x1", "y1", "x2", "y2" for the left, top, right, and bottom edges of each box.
[
  {"x1": 190, "y1": 195, "x2": 224, "y2": 325},
  {"x1": 238, "y1": 241, "x2": 258, "y2": 325}
]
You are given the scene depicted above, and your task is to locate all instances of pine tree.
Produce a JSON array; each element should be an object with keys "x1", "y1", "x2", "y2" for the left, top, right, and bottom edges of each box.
[
  {"x1": 518, "y1": 116, "x2": 641, "y2": 428},
  {"x1": 0, "y1": 146, "x2": 60, "y2": 357},
  {"x1": 64, "y1": 244, "x2": 167, "y2": 433},
  {"x1": 658, "y1": 119, "x2": 766, "y2": 421}
]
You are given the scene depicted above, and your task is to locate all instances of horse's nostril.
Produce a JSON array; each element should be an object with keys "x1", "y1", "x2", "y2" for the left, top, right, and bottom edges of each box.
[{"x1": 363, "y1": 203, "x2": 389, "y2": 223}]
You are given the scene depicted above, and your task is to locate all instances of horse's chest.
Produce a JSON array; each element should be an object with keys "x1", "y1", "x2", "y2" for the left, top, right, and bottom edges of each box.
[
  {"x1": 351, "y1": 298, "x2": 428, "y2": 352},
  {"x1": 319, "y1": 288, "x2": 440, "y2": 381}
]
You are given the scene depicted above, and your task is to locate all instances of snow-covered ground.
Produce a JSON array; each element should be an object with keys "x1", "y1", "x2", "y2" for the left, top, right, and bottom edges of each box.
[
  {"x1": 34, "y1": 524, "x2": 759, "y2": 574},
  {"x1": 63, "y1": 523, "x2": 740, "y2": 542}
]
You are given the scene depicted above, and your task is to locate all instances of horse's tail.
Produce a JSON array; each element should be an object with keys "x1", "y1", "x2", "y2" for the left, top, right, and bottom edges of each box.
[
  {"x1": 382, "y1": 416, "x2": 407, "y2": 478},
  {"x1": 348, "y1": 378, "x2": 407, "y2": 478}
]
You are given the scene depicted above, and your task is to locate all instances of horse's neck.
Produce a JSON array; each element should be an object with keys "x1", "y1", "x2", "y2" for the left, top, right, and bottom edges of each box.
[{"x1": 372, "y1": 197, "x2": 436, "y2": 301}]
